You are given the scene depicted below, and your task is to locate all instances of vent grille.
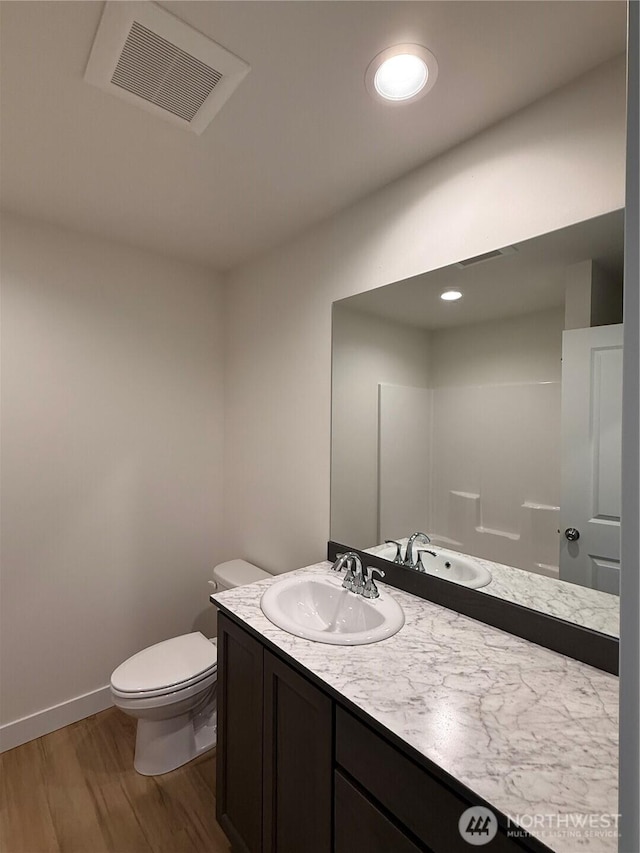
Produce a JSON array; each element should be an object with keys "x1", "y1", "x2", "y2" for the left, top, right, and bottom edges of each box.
[
  {"x1": 84, "y1": 3, "x2": 251, "y2": 134},
  {"x1": 456, "y1": 246, "x2": 517, "y2": 268},
  {"x1": 111, "y1": 21, "x2": 223, "y2": 122}
]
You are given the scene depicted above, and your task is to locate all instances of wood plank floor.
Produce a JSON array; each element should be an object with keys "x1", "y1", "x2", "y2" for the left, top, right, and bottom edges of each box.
[{"x1": 0, "y1": 708, "x2": 231, "y2": 853}]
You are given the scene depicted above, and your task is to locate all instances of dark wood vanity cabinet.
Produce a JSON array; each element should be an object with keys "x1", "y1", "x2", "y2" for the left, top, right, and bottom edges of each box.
[
  {"x1": 216, "y1": 614, "x2": 332, "y2": 853},
  {"x1": 216, "y1": 612, "x2": 542, "y2": 853},
  {"x1": 263, "y1": 651, "x2": 333, "y2": 853},
  {"x1": 216, "y1": 614, "x2": 264, "y2": 853}
]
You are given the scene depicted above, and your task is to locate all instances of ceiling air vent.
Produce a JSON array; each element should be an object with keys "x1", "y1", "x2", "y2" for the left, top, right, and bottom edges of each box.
[
  {"x1": 456, "y1": 246, "x2": 517, "y2": 269},
  {"x1": 85, "y1": 2, "x2": 250, "y2": 135}
]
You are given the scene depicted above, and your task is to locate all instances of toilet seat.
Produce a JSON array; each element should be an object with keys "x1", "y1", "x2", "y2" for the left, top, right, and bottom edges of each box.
[
  {"x1": 110, "y1": 665, "x2": 217, "y2": 701},
  {"x1": 111, "y1": 633, "x2": 217, "y2": 699},
  {"x1": 110, "y1": 668, "x2": 218, "y2": 711}
]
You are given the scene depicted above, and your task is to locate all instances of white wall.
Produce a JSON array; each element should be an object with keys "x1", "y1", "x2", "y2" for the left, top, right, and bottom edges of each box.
[
  {"x1": 223, "y1": 56, "x2": 627, "y2": 575},
  {"x1": 429, "y1": 308, "x2": 564, "y2": 388},
  {"x1": 0, "y1": 213, "x2": 225, "y2": 746},
  {"x1": 331, "y1": 306, "x2": 430, "y2": 548}
]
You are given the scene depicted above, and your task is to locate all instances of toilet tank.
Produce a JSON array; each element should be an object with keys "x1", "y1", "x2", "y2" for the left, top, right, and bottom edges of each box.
[
  {"x1": 209, "y1": 559, "x2": 270, "y2": 639},
  {"x1": 212, "y1": 559, "x2": 270, "y2": 592}
]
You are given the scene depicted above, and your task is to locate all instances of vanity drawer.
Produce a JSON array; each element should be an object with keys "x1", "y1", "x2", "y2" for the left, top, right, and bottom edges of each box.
[
  {"x1": 335, "y1": 707, "x2": 528, "y2": 853},
  {"x1": 335, "y1": 770, "x2": 428, "y2": 853}
]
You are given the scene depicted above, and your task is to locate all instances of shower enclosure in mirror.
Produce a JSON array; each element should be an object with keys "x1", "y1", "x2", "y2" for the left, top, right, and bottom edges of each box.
[{"x1": 330, "y1": 211, "x2": 623, "y2": 637}]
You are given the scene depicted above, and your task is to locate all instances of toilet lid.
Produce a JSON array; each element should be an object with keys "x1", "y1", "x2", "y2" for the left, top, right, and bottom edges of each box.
[{"x1": 111, "y1": 632, "x2": 217, "y2": 694}]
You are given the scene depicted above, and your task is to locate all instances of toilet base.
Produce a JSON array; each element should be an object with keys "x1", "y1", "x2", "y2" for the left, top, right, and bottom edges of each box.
[{"x1": 133, "y1": 709, "x2": 217, "y2": 776}]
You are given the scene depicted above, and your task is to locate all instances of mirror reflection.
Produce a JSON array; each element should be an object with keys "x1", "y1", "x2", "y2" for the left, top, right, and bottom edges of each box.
[{"x1": 330, "y1": 211, "x2": 624, "y2": 637}]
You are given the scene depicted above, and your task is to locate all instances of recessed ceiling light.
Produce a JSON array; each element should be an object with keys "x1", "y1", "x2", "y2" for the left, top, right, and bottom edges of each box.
[
  {"x1": 366, "y1": 44, "x2": 438, "y2": 104},
  {"x1": 440, "y1": 290, "x2": 462, "y2": 301}
]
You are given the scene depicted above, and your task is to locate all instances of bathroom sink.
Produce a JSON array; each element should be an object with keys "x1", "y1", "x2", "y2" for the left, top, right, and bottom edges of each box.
[
  {"x1": 260, "y1": 575, "x2": 405, "y2": 645},
  {"x1": 377, "y1": 546, "x2": 492, "y2": 589}
]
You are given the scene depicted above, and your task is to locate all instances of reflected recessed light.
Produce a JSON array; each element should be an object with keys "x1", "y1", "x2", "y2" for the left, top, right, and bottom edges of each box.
[
  {"x1": 366, "y1": 44, "x2": 438, "y2": 104},
  {"x1": 440, "y1": 290, "x2": 462, "y2": 301}
]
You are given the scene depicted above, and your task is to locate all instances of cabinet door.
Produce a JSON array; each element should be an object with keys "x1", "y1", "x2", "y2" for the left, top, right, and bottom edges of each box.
[
  {"x1": 263, "y1": 651, "x2": 332, "y2": 853},
  {"x1": 216, "y1": 613, "x2": 264, "y2": 853},
  {"x1": 335, "y1": 771, "x2": 428, "y2": 853}
]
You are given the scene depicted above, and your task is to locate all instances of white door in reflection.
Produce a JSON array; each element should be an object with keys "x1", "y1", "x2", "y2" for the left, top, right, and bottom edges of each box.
[{"x1": 560, "y1": 324, "x2": 623, "y2": 593}]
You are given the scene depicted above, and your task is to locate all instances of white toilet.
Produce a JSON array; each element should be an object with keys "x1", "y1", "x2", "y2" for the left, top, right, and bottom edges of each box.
[{"x1": 110, "y1": 559, "x2": 270, "y2": 776}]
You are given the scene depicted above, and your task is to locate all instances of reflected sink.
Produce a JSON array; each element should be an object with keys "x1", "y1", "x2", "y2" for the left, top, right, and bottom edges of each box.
[
  {"x1": 260, "y1": 575, "x2": 405, "y2": 645},
  {"x1": 377, "y1": 546, "x2": 492, "y2": 589}
]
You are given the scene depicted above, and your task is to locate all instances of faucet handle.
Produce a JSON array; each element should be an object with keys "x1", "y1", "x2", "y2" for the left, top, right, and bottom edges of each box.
[
  {"x1": 363, "y1": 567, "x2": 385, "y2": 599},
  {"x1": 415, "y1": 548, "x2": 437, "y2": 573},
  {"x1": 384, "y1": 540, "x2": 403, "y2": 564}
]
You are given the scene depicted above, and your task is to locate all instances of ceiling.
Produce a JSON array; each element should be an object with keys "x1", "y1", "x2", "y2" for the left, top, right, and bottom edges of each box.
[
  {"x1": 337, "y1": 210, "x2": 625, "y2": 331},
  {"x1": 0, "y1": 1, "x2": 627, "y2": 272}
]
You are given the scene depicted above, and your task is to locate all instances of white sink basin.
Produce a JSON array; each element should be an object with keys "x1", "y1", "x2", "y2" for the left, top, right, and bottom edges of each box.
[
  {"x1": 376, "y1": 546, "x2": 492, "y2": 589},
  {"x1": 260, "y1": 575, "x2": 405, "y2": 645}
]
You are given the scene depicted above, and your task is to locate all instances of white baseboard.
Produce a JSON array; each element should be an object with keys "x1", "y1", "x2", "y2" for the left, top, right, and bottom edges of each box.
[{"x1": 0, "y1": 685, "x2": 113, "y2": 753}]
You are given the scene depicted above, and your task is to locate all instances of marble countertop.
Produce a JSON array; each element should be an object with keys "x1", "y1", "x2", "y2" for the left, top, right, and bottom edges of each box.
[
  {"x1": 366, "y1": 542, "x2": 620, "y2": 637},
  {"x1": 478, "y1": 558, "x2": 619, "y2": 637},
  {"x1": 212, "y1": 561, "x2": 619, "y2": 853}
]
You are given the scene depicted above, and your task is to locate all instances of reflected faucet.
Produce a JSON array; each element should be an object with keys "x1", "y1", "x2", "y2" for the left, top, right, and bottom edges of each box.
[{"x1": 404, "y1": 532, "x2": 432, "y2": 569}]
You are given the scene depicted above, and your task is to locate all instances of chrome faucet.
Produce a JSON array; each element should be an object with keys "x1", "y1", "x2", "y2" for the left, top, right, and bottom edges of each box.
[
  {"x1": 332, "y1": 553, "x2": 384, "y2": 598},
  {"x1": 404, "y1": 532, "x2": 432, "y2": 568}
]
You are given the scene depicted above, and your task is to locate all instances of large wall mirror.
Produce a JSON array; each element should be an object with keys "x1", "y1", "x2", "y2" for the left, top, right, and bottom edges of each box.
[{"x1": 331, "y1": 210, "x2": 624, "y2": 638}]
